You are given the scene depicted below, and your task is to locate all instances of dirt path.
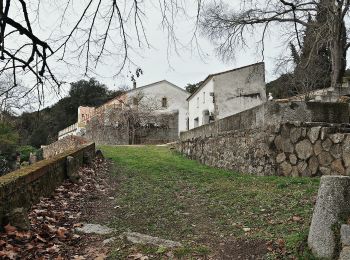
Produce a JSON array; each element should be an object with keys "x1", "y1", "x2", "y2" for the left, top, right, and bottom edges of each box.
[{"x1": 0, "y1": 158, "x2": 119, "y2": 259}]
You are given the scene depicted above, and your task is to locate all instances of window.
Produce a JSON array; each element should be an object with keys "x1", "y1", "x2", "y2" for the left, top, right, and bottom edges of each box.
[
  {"x1": 133, "y1": 97, "x2": 138, "y2": 106},
  {"x1": 162, "y1": 97, "x2": 168, "y2": 108},
  {"x1": 194, "y1": 117, "x2": 199, "y2": 128},
  {"x1": 203, "y1": 92, "x2": 205, "y2": 104},
  {"x1": 197, "y1": 97, "x2": 199, "y2": 108}
]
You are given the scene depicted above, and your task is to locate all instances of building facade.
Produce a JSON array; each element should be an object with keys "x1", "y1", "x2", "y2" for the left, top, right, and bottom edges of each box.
[
  {"x1": 58, "y1": 80, "x2": 189, "y2": 141},
  {"x1": 187, "y1": 62, "x2": 267, "y2": 130}
]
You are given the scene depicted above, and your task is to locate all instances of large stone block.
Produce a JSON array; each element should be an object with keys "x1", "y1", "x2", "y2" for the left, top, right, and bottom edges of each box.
[
  {"x1": 318, "y1": 151, "x2": 333, "y2": 166},
  {"x1": 296, "y1": 139, "x2": 313, "y2": 160},
  {"x1": 308, "y1": 176, "x2": 350, "y2": 259},
  {"x1": 308, "y1": 127, "x2": 321, "y2": 144},
  {"x1": 290, "y1": 127, "x2": 302, "y2": 144}
]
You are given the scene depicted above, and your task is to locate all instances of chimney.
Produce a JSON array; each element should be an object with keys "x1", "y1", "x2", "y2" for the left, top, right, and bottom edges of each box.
[{"x1": 133, "y1": 81, "x2": 136, "y2": 89}]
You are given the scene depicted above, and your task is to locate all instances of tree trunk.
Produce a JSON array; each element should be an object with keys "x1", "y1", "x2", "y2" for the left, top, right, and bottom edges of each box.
[{"x1": 330, "y1": 15, "x2": 347, "y2": 88}]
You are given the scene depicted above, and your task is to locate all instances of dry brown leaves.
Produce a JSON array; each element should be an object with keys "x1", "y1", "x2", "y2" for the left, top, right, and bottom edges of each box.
[{"x1": 0, "y1": 159, "x2": 110, "y2": 259}]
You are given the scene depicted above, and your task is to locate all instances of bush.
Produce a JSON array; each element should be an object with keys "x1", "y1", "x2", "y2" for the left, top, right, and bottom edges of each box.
[{"x1": 17, "y1": 145, "x2": 38, "y2": 162}]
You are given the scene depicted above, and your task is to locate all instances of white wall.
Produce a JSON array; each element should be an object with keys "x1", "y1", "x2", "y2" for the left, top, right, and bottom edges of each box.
[
  {"x1": 215, "y1": 63, "x2": 266, "y2": 119},
  {"x1": 127, "y1": 81, "x2": 189, "y2": 133},
  {"x1": 188, "y1": 78, "x2": 215, "y2": 130}
]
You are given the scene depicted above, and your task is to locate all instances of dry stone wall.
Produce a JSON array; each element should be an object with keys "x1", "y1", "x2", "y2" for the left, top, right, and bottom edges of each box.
[
  {"x1": 42, "y1": 135, "x2": 89, "y2": 159},
  {"x1": 177, "y1": 121, "x2": 350, "y2": 177},
  {"x1": 273, "y1": 122, "x2": 350, "y2": 177}
]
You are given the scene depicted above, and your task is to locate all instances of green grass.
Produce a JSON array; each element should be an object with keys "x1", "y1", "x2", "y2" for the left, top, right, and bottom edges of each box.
[{"x1": 101, "y1": 145, "x2": 320, "y2": 259}]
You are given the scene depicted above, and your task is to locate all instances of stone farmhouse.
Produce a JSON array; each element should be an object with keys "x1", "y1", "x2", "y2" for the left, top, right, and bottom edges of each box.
[
  {"x1": 59, "y1": 80, "x2": 189, "y2": 144},
  {"x1": 187, "y1": 62, "x2": 266, "y2": 130},
  {"x1": 58, "y1": 62, "x2": 268, "y2": 144}
]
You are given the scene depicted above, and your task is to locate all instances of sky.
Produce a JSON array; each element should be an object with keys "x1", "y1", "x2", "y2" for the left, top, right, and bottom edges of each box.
[{"x1": 9, "y1": 1, "x2": 286, "y2": 110}]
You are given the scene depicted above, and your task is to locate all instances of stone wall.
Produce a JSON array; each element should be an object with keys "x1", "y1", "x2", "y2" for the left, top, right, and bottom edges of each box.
[
  {"x1": 42, "y1": 135, "x2": 89, "y2": 159},
  {"x1": 85, "y1": 108, "x2": 179, "y2": 145},
  {"x1": 177, "y1": 101, "x2": 350, "y2": 177},
  {"x1": 177, "y1": 122, "x2": 350, "y2": 176},
  {"x1": 273, "y1": 122, "x2": 350, "y2": 176},
  {"x1": 180, "y1": 101, "x2": 349, "y2": 140},
  {"x1": 177, "y1": 126, "x2": 276, "y2": 176},
  {"x1": 0, "y1": 143, "x2": 95, "y2": 227}
]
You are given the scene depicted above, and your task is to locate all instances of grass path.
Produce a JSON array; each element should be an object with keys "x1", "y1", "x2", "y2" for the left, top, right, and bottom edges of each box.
[{"x1": 101, "y1": 146, "x2": 320, "y2": 259}]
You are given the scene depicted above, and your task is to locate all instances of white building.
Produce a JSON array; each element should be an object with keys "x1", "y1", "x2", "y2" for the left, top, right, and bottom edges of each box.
[
  {"x1": 187, "y1": 62, "x2": 266, "y2": 130},
  {"x1": 125, "y1": 80, "x2": 190, "y2": 133},
  {"x1": 58, "y1": 80, "x2": 189, "y2": 139}
]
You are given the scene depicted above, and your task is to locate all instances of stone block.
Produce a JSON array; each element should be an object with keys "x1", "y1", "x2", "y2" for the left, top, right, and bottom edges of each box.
[
  {"x1": 291, "y1": 166, "x2": 299, "y2": 177},
  {"x1": 276, "y1": 153, "x2": 286, "y2": 164},
  {"x1": 331, "y1": 159, "x2": 345, "y2": 175},
  {"x1": 308, "y1": 176, "x2": 350, "y2": 259},
  {"x1": 339, "y1": 247, "x2": 350, "y2": 260},
  {"x1": 278, "y1": 161, "x2": 292, "y2": 176},
  {"x1": 289, "y1": 154, "x2": 298, "y2": 165},
  {"x1": 308, "y1": 127, "x2": 321, "y2": 144},
  {"x1": 66, "y1": 156, "x2": 80, "y2": 183},
  {"x1": 341, "y1": 225, "x2": 350, "y2": 247},
  {"x1": 330, "y1": 144, "x2": 342, "y2": 159},
  {"x1": 7, "y1": 208, "x2": 30, "y2": 231},
  {"x1": 320, "y1": 167, "x2": 331, "y2": 176},
  {"x1": 314, "y1": 140, "x2": 323, "y2": 156},
  {"x1": 308, "y1": 156, "x2": 319, "y2": 176},
  {"x1": 318, "y1": 151, "x2": 333, "y2": 166},
  {"x1": 290, "y1": 127, "x2": 302, "y2": 144},
  {"x1": 322, "y1": 139, "x2": 333, "y2": 152},
  {"x1": 296, "y1": 139, "x2": 313, "y2": 160},
  {"x1": 329, "y1": 133, "x2": 345, "y2": 144}
]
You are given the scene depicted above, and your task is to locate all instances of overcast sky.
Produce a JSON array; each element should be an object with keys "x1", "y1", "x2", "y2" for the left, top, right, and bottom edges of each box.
[{"x1": 14, "y1": 1, "x2": 286, "y2": 109}]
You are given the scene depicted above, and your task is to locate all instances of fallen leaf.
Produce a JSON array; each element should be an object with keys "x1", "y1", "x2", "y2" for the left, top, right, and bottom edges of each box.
[
  {"x1": 56, "y1": 227, "x2": 67, "y2": 238},
  {"x1": 4, "y1": 224, "x2": 17, "y2": 234}
]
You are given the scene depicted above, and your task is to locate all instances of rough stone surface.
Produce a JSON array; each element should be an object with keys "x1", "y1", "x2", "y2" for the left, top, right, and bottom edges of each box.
[
  {"x1": 331, "y1": 159, "x2": 345, "y2": 175},
  {"x1": 278, "y1": 161, "x2": 292, "y2": 176},
  {"x1": 178, "y1": 120, "x2": 350, "y2": 178},
  {"x1": 341, "y1": 225, "x2": 350, "y2": 247},
  {"x1": 308, "y1": 176, "x2": 350, "y2": 259},
  {"x1": 102, "y1": 237, "x2": 116, "y2": 245},
  {"x1": 76, "y1": 223, "x2": 114, "y2": 235},
  {"x1": 290, "y1": 128, "x2": 302, "y2": 144},
  {"x1": 308, "y1": 156, "x2": 319, "y2": 176},
  {"x1": 339, "y1": 247, "x2": 350, "y2": 260},
  {"x1": 330, "y1": 144, "x2": 342, "y2": 159},
  {"x1": 318, "y1": 151, "x2": 333, "y2": 166},
  {"x1": 291, "y1": 166, "x2": 299, "y2": 177},
  {"x1": 314, "y1": 140, "x2": 323, "y2": 156},
  {"x1": 343, "y1": 152, "x2": 350, "y2": 168},
  {"x1": 276, "y1": 153, "x2": 286, "y2": 164},
  {"x1": 319, "y1": 167, "x2": 331, "y2": 176},
  {"x1": 330, "y1": 133, "x2": 345, "y2": 144},
  {"x1": 8, "y1": 208, "x2": 30, "y2": 231},
  {"x1": 66, "y1": 156, "x2": 80, "y2": 183},
  {"x1": 308, "y1": 127, "x2": 321, "y2": 144},
  {"x1": 289, "y1": 154, "x2": 298, "y2": 165},
  {"x1": 322, "y1": 139, "x2": 333, "y2": 152},
  {"x1": 124, "y1": 232, "x2": 182, "y2": 248},
  {"x1": 295, "y1": 140, "x2": 313, "y2": 160}
]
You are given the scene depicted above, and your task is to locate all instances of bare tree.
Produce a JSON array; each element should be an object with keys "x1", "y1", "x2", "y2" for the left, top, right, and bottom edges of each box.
[
  {"x1": 0, "y1": 74, "x2": 34, "y2": 120},
  {"x1": 200, "y1": 0, "x2": 349, "y2": 89},
  {"x1": 0, "y1": 0, "x2": 202, "y2": 105}
]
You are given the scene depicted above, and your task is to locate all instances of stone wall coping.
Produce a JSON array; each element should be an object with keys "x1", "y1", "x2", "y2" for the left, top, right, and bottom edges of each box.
[{"x1": 0, "y1": 142, "x2": 95, "y2": 200}]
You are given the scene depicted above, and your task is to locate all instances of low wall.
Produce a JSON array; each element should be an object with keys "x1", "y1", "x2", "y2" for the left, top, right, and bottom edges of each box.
[
  {"x1": 43, "y1": 135, "x2": 89, "y2": 159},
  {"x1": 177, "y1": 122, "x2": 350, "y2": 176},
  {"x1": 180, "y1": 101, "x2": 349, "y2": 140},
  {"x1": 0, "y1": 143, "x2": 95, "y2": 227},
  {"x1": 85, "y1": 108, "x2": 179, "y2": 145}
]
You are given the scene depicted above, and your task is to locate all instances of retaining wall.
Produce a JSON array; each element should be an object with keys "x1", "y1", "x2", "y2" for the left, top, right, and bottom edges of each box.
[
  {"x1": 177, "y1": 101, "x2": 350, "y2": 176},
  {"x1": 42, "y1": 135, "x2": 89, "y2": 159},
  {"x1": 0, "y1": 143, "x2": 95, "y2": 226}
]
